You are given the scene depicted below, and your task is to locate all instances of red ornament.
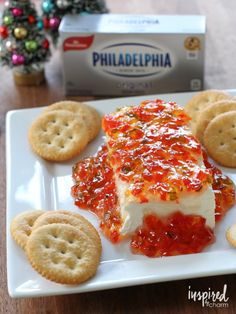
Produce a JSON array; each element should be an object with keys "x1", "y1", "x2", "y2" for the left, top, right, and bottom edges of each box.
[
  {"x1": 0, "y1": 25, "x2": 8, "y2": 39},
  {"x1": 42, "y1": 39, "x2": 50, "y2": 49},
  {"x1": 28, "y1": 15, "x2": 36, "y2": 24},
  {"x1": 43, "y1": 18, "x2": 50, "y2": 29}
]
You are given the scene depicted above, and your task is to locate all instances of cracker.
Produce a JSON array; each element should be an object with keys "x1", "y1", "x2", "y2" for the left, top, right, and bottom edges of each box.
[
  {"x1": 44, "y1": 101, "x2": 101, "y2": 142},
  {"x1": 226, "y1": 224, "x2": 236, "y2": 248},
  {"x1": 26, "y1": 223, "x2": 101, "y2": 284},
  {"x1": 195, "y1": 100, "x2": 236, "y2": 143},
  {"x1": 203, "y1": 111, "x2": 236, "y2": 167},
  {"x1": 185, "y1": 90, "x2": 230, "y2": 133},
  {"x1": 33, "y1": 210, "x2": 101, "y2": 244},
  {"x1": 55, "y1": 210, "x2": 101, "y2": 243},
  {"x1": 28, "y1": 110, "x2": 89, "y2": 161},
  {"x1": 10, "y1": 210, "x2": 45, "y2": 250}
]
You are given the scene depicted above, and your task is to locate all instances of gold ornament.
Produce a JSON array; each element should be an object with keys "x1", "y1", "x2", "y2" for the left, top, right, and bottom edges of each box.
[{"x1": 14, "y1": 27, "x2": 28, "y2": 39}]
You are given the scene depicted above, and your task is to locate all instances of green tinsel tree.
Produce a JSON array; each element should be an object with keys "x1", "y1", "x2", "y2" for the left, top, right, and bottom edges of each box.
[
  {"x1": 0, "y1": 0, "x2": 50, "y2": 84},
  {"x1": 41, "y1": 0, "x2": 108, "y2": 45}
]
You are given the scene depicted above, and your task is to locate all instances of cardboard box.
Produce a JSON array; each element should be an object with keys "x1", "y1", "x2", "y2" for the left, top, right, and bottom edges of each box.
[{"x1": 59, "y1": 14, "x2": 206, "y2": 96}]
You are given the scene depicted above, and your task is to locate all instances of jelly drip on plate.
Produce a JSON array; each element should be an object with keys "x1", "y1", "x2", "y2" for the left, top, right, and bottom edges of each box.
[
  {"x1": 131, "y1": 212, "x2": 215, "y2": 257},
  {"x1": 71, "y1": 145, "x2": 121, "y2": 243}
]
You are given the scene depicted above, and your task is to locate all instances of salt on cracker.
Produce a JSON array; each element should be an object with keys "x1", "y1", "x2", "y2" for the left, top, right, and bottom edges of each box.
[
  {"x1": 44, "y1": 101, "x2": 101, "y2": 142},
  {"x1": 32, "y1": 210, "x2": 101, "y2": 244},
  {"x1": 226, "y1": 224, "x2": 236, "y2": 248},
  {"x1": 26, "y1": 223, "x2": 101, "y2": 285},
  {"x1": 195, "y1": 99, "x2": 236, "y2": 143},
  {"x1": 10, "y1": 210, "x2": 45, "y2": 250},
  {"x1": 28, "y1": 110, "x2": 89, "y2": 162},
  {"x1": 203, "y1": 111, "x2": 236, "y2": 167},
  {"x1": 185, "y1": 90, "x2": 230, "y2": 134}
]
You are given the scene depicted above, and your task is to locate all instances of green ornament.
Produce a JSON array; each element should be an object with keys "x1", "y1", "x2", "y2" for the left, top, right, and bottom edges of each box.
[
  {"x1": 25, "y1": 40, "x2": 38, "y2": 52},
  {"x1": 3, "y1": 15, "x2": 13, "y2": 26}
]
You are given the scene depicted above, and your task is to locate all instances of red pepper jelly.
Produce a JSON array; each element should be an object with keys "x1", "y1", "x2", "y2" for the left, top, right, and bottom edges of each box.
[
  {"x1": 131, "y1": 212, "x2": 215, "y2": 257},
  {"x1": 71, "y1": 100, "x2": 235, "y2": 257},
  {"x1": 71, "y1": 145, "x2": 122, "y2": 243},
  {"x1": 102, "y1": 100, "x2": 212, "y2": 202},
  {"x1": 202, "y1": 150, "x2": 235, "y2": 222}
]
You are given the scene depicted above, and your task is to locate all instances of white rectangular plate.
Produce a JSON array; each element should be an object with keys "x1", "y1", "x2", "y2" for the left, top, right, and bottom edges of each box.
[{"x1": 6, "y1": 90, "x2": 236, "y2": 298}]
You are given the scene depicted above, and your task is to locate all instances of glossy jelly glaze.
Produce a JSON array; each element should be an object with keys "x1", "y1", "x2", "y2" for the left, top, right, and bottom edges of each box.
[
  {"x1": 71, "y1": 100, "x2": 235, "y2": 257},
  {"x1": 102, "y1": 100, "x2": 211, "y2": 202}
]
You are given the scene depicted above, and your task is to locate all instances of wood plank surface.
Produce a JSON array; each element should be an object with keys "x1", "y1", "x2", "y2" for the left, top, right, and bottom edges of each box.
[{"x1": 1, "y1": 0, "x2": 236, "y2": 313}]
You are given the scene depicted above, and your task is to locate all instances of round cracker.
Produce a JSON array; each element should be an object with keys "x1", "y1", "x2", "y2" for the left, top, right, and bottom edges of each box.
[
  {"x1": 28, "y1": 110, "x2": 89, "y2": 162},
  {"x1": 10, "y1": 210, "x2": 45, "y2": 250},
  {"x1": 26, "y1": 223, "x2": 101, "y2": 285},
  {"x1": 195, "y1": 100, "x2": 236, "y2": 143},
  {"x1": 185, "y1": 90, "x2": 230, "y2": 133},
  {"x1": 203, "y1": 111, "x2": 236, "y2": 167},
  {"x1": 226, "y1": 224, "x2": 236, "y2": 248},
  {"x1": 44, "y1": 101, "x2": 101, "y2": 142},
  {"x1": 33, "y1": 210, "x2": 101, "y2": 244}
]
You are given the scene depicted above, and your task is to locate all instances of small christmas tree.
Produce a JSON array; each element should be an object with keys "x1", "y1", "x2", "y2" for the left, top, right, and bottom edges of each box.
[
  {"x1": 41, "y1": 0, "x2": 108, "y2": 45},
  {"x1": 0, "y1": 0, "x2": 51, "y2": 85}
]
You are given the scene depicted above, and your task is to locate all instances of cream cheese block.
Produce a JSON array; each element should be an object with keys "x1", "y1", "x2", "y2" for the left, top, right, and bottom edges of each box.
[
  {"x1": 117, "y1": 176, "x2": 215, "y2": 235},
  {"x1": 102, "y1": 100, "x2": 216, "y2": 236}
]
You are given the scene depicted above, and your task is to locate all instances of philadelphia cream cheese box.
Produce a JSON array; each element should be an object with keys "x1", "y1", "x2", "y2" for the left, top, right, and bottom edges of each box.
[{"x1": 59, "y1": 14, "x2": 206, "y2": 96}]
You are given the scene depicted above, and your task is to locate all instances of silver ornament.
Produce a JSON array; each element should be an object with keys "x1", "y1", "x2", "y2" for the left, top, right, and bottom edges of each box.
[
  {"x1": 0, "y1": 45, "x2": 5, "y2": 57},
  {"x1": 4, "y1": 1, "x2": 10, "y2": 8},
  {"x1": 56, "y1": 0, "x2": 70, "y2": 9},
  {"x1": 5, "y1": 39, "x2": 16, "y2": 52}
]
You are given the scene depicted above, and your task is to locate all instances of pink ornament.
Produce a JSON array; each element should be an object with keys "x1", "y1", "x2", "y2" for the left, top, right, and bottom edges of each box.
[
  {"x1": 49, "y1": 17, "x2": 60, "y2": 29},
  {"x1": 12, "y1": 8, "x2": 23, "y2": 17},
  {"x1": 12, "y1": 53, "x2": 25, "y2": 65}
]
